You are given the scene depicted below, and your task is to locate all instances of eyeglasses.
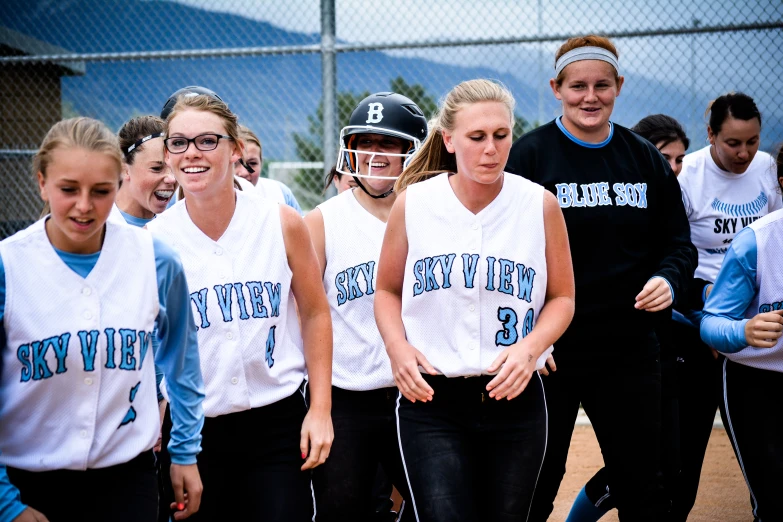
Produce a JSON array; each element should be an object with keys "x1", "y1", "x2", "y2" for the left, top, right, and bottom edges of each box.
[{"x1": 164, "y1": 134, "x2": 233, "y2": 154}]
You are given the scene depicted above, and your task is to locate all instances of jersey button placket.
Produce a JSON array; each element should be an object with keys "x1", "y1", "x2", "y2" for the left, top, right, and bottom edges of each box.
[{"x1": 79, "y1": 289, "x2": 100, "y2": 465}]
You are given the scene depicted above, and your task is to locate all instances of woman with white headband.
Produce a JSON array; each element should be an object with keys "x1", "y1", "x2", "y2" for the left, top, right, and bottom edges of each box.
[{"x1": 506, "y1": 35, "x2": 697, "y2": 521}]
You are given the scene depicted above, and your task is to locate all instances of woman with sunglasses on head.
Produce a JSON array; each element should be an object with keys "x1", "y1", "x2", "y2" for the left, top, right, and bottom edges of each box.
[
  {"x1": 147, "y1": 94, "x2": 333, "y2": 521},
  {"x1": 506, "y1": 36, "x2": 697, "y2": 521}
]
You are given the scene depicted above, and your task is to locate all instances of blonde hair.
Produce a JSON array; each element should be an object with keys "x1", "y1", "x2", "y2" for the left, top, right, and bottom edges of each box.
[
  {"x1": 35, "y1": 117, "x2": 122, "y2": 217},
  {"x1": 165, "y1": 94, "x2": 244, "y2": 198},
  {"x1": 395, "y1": 79, "x2": 514, "y2": 193},
  {"x1": 554, "y1": 35, "x2": 620, "y2": 86},
  {"x1": 238, "y1": 124, "x2": 262, "y2": 150}
]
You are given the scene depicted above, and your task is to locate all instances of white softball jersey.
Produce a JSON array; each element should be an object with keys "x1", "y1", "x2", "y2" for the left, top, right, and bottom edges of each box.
[
  {"x1": 726, "y1": 209, "x2": 783, "y2": 371},
  {"x1": 256, "y1": 177, "x2": 286, "y2": 205},
  {"x1": 318, "y1": 189, "x2": 394, "y2": 391},
  {"x1": 0, "y1": 219, "x2": 160, "y2": 471},
  {"x1": 147, "y1": 189, "x2": 305, "y2": 417},
  {"x1": 679, "y1": 146, "x2": 781, "y2": 282},
  {"x1": 401, "y1": 173, "x2": 553, "y2": 377}
]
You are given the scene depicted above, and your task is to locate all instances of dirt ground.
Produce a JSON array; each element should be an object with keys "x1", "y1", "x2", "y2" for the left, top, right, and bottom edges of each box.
[{"x1": 550, "y1": 425, "x2": 751, "y2": 521}]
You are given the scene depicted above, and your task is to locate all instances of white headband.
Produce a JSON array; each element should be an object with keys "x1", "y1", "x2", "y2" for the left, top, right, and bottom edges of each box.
[{"x1": 555, "y1": 46, "x2": 619, "y2": 76}]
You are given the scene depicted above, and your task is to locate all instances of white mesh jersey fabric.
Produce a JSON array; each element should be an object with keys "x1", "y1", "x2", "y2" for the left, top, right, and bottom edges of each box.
[
  {"x1": 318, "y1": 189, "x2": 393, "y2": 391},
  {"x1": 148, "y1": 190, "x2": 305, "y2": 417},
  {"x1": 679, "y1": 147, "x2": 781, "y2": 282},
  {"x1": 401, "y1": 173, "x2": 553, "y2": 378},
  {"x1": 727, "y1": 209, "x2": 783, "y2": 371},
  {"x1": 0, "y1": 219, "x2": 160, "y2": 471},
  {"x1": 255, "y1": 177, "x2": 286, "y2": 205}
]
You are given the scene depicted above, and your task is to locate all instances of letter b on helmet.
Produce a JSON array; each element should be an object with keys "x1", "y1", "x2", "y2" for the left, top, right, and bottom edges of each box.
[{"x1": 366, "y1": 103, "x2": 384, "y2": 124}]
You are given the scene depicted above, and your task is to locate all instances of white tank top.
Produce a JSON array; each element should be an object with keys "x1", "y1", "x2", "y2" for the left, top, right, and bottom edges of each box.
[
  {"x1": 727, "y1": 209, "x2": 783, "y2": 371},
  {"x1": 0, "y1": 219, "x2": 160, "y2": 471},
  {"x1": 401, "y1": 173, "x2": 552, "y2": 377},
  {"x1": 318, "y1": 189, "x2": 394, "y2": 391},
  {"x1": 147, "y1": 190, "x2": 305, "y2": 417}
]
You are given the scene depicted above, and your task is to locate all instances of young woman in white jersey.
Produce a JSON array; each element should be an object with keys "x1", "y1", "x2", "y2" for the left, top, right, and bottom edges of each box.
[
  {"x1": 116, "y1": 116, "x2": 177, "y2": 227},
  {"x1": 0, "y1": 117, "x2": 205, "y2": 522},
  {"x1": 147, "y1": 94, "x2": 333, "y2": 522},
  {"x1": 374, "y1": 79, "x2": 575, "y2": 522},
  {"x1": 233, "y1": 125, "x2": 303, "y2": 213},
  {"x1": 305, "y1": 92, "x2": 427, "y2": 522},
  {"x1": 701, "y1": 199, "x2": 783, "y2": 520}
]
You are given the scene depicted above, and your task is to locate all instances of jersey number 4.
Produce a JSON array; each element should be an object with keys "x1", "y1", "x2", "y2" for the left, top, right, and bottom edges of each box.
[{"x1": 495, "y1": 307, "x2": 534, "y2": 346}]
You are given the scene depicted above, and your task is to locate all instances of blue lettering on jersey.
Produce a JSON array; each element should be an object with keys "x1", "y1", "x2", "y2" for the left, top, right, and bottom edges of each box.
[
  {"x1": 214, "y1": 283, "x2": 234, "y2": 322},
  {"x1": 265, "y1": 325, "x2": 276, "y2": 368},
  {"x1": 119, "y1": 329, "x2": 137, "y2": 371},
  {"x1": 79, "y1": 330, "x2": 99, "y2": 372},
  {"x1": 412, "y1": 259, "x2": 426, "y2": 296},
  {"x1": 411, "y1": 254, "x2": 538, "y2": 303},
  {"x1": 335, "y1": 261, "x2": 377, "y2": 306},
  {"x1": 557, "y1": 182, "x2": 648, "y2": 209},
  {"x1": 264, "y1": 282, "x2": 282, "y2": 317},
  {"x1": 495, "y1": 307, "x2": 536, "y2": 347},
  {"x1": 517, "y1": 264, "x2": 536, "y2": 302},
  {"x1": 247, "y1": 281, "x2": 269, "y2": 318},
  {"x1": 462, "y1": 254, "x2": 479, "y2": 288},
  {"x1": 190, "y1": 288, "x2": 211, "y2": 328},
  {"x1": 759, "y1": 301, "x2": 783, "y2": 313},
  {"x1": 410, "y1": 255, "x2": 457, "y2": 296},
  {"x1": 119, "y1": 381, "x2": 142, "y2": 428},
  {"x1": 233, "y1": 283, "x2": 250, "y2": 320},
  {"x1": 17, "y1": 328, "x2": 153, "y2": 383}
]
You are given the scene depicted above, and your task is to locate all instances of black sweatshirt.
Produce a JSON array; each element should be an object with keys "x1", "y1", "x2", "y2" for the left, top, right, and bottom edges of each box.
[{"x1": 506, "y1": 120, "x2": 697, "y2": 356}]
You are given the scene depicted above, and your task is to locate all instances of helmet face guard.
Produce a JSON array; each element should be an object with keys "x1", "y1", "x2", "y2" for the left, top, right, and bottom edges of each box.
[{"x1": 336, "y1": 125, "x2": 422, "y2": 181}]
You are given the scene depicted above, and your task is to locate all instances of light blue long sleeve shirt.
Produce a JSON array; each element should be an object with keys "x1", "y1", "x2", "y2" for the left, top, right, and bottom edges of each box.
[{"x1": 700, "y1": 227, "x2": 757, "y2": 353}]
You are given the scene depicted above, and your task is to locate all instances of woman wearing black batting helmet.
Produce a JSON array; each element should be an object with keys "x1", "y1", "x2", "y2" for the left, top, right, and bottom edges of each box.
[{"x1": 305, "y1": 92, "x2": 426, "y2": 522}]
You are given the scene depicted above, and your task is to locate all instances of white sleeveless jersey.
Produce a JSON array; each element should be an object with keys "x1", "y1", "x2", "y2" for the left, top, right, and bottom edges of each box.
[
  {"x1": 726, "y1": 209, "x2": 783, "y2": 371},
  {"x1": 679, "y1": 146, "x2": 781, "y2": 282},
  {"x1": 147, "y1": 190, "x2": 305, "y2": 417},
  {"x1": 0, "y1": 219, "x2": 160, "y2": 471},
  {"x1": 318, "y1": 189, "x2": 393, "y2": 391},
  {"x1": 401, "y1": 173, "x2": 552, "y2": 377},
  {"x1": 256, "y1": 177, "x2": 286, "y2": 205}
]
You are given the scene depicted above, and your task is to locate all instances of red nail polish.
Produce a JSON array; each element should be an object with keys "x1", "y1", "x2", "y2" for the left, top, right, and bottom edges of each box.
[
  {"x1": 177, "y1": 503, "x2": 185, "y2": 511},
  {"x1": 301, "y1": 452, "x2": 307, "y2": 459}
]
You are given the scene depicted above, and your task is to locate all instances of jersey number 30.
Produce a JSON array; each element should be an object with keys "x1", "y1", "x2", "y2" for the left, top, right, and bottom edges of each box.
[{"x1": 495, "y1": 307, "x2": 534, "y2": 346}]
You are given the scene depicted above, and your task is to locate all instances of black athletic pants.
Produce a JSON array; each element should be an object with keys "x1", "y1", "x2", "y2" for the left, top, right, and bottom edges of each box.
[
  {"x1": 582, "y1": 320, "x2": 722, "y2": 521},
  {"x1": 529, "y1": 329, "x2": 665, "y2": 522},
  {"x1": 8, "y1": 451, "x2": 158, "y2": 522},
  {"x1": 188, "y1": 384, "x2": 313, "y2": 522},
  {"x1": 313, "y1": 386, "x2": 414, "y2": 522},
  {"x1": 721, "y1": 358, "x2": 783, "y2": 522},
  {"x1": 398, "y1": 373, "x2": 547, "y2": 522}
]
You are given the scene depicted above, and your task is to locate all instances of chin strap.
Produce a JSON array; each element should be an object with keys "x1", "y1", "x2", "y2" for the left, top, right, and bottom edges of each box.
[{"x1": 352, "y1": 176, "x2": 394, "y2": 199}]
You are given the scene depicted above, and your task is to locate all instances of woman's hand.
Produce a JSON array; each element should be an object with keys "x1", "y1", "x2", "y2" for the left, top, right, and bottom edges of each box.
[
  {"x1": 744, "y1": 310, "x2": 783, "y2": 348},
  {"x1": 300, "y1": 408, "x2": 333, "y2": 471},
  {"x1": 538, "y1": 354, "x2": 557, "y2": 376},
  {"x1": 635, "y1": 277, "x2": 672, "y2": 312},
  {"x1": 486, "y1": 341, "x2": 538, "y2": 400},
  {"x1": 387, "y1": 339, "x2": 437, "y2": 403},
  {"x1": 169, "y1": 463, "x2": 202, "y2": 520}
]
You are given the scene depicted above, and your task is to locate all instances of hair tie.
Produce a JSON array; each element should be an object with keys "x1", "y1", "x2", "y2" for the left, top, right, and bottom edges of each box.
[{"x1": 555, "y1": 46, "x2": 619, "y2": 76}]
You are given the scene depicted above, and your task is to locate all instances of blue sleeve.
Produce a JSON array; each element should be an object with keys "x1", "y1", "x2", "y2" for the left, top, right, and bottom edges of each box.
[
  {"x1": 0, "y1": 256, "x2": 28, "y2": 522},
  {"x1": 700, "y1": 227, "x2": 758, "y2": 353},
  {"x1": 152, "y1": 236, "x2": 205, "y2": 466},
  {"x1": 277, "y1": 181, "x2": 303, "y2": 215}
]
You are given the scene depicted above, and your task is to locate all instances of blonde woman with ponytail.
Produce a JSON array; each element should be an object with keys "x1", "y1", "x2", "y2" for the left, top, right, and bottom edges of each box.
[{"x1": 375, "y1": 79, "x2": 575, "y2": 522}]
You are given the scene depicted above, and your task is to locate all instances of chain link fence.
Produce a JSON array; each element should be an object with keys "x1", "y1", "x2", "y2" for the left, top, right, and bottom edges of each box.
[{"x1": 2, "y1": 0, "x2": 782, "y2": 237}]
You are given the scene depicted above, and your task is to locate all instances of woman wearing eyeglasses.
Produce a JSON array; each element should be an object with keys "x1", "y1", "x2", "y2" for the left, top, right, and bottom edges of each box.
[{"x1": 147, "y1": 94, "x2": 334, "y2": 522}]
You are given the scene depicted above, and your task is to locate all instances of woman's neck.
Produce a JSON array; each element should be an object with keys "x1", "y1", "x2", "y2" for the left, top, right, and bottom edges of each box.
[
  {"x1": 449, "y1": 172, "x2": 503, "y2": 215},
  {"x1": 115, "y1": 187, "x2": 154, "y2": 220},
  {"x1": 185, "y1": 184, "x2": 237, "y2": 241},
  {"x1": 353, "y1": 187, "x2": 396, "y2": 223},
  {"x1": 561, "y1": 116, "x2": 610, "y2": 143}
]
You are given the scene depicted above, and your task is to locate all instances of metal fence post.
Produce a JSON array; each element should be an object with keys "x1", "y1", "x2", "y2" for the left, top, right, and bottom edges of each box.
[{"x1": 321, "y1": 0, "x2": 337, "y2": 180}]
